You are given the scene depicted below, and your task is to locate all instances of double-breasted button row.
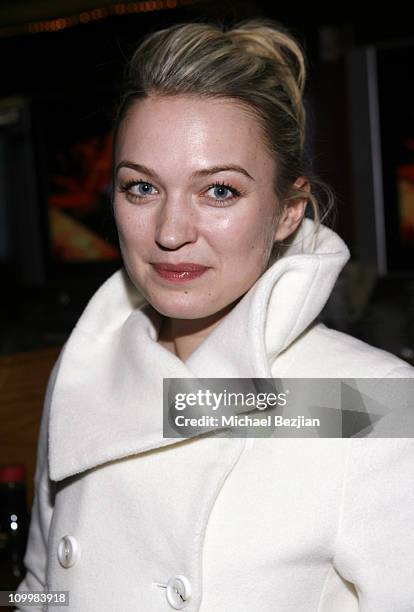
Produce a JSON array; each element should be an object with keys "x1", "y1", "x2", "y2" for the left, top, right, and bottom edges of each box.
[{"x1": 57, "y1": 536, "x2": 191, "y2": 609}]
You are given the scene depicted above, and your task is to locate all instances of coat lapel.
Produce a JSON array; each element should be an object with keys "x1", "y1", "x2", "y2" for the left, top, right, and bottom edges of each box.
[
  {"x1": 48, "y1": 219, "x2": 350, "y2": 481},
  {"x1": 185, "y1": 218, "x2": 350, "y2": 373}
]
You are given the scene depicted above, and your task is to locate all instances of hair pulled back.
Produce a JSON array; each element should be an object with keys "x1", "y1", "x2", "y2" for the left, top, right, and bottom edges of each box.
[{"x1": 112, "y1": 17, "x2": 336, "y2": 255}]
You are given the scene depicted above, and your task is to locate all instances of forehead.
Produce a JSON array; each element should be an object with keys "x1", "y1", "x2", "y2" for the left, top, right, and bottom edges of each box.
[{"x1": 115, "y1": 95, "x2": 275, "y2": 176}]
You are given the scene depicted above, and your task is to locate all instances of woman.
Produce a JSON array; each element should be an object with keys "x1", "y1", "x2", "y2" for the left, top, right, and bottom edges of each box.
[{"x1": 17, "y1": 18, "x2": 414, "y2": 611}]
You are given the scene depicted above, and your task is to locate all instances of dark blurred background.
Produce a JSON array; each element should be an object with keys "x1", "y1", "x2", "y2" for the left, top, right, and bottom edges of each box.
[{"x1": 0, "y1": 0, "x2": 413, "y2": 506}]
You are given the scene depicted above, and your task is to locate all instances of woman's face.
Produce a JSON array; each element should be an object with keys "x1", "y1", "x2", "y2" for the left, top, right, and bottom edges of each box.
[{"x1": 113, "y1": 94, "x2": 301, "y2": 320}]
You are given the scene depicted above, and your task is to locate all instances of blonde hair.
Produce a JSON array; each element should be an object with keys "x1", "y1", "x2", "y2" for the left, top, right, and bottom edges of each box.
[{"x1": 112, "y1": 17, "x2": 336, "y2": 255}]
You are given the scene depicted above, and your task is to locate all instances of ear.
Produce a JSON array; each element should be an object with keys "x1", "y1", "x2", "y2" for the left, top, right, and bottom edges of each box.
[{"x1": 274, "y1": 177, "x2": 310, "y2": 242}]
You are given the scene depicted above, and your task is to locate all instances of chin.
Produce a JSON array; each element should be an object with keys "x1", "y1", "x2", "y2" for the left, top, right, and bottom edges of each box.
[{"x1": 149, "y1": 295, "x2": 216, "y2": 320}]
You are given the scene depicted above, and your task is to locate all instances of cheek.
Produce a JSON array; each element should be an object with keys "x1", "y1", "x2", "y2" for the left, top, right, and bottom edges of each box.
[
  {"x1": 114, "y1": 203, "x2": 152, "y2": 249},
  {"x1": 203, "y1": 207, "x2": 276, "y2": 261},
  {"x1": 246, "y1": 204, "x2": 279, "y2": 257}
]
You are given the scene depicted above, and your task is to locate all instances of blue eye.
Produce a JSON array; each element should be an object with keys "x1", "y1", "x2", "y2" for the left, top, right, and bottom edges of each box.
[
  {"x1": 135, "y1": 182, "x2": 155, "y2": 196},
  {"x1": 206, "y1": 181, "x2": 241, "y2": 203},
  {"x1": 119, "y1": 178, "x2": 242, "y2": 205},
  {"x1": 119, "y1": 179, "x2": 158, "y2": 202},
  {"x1": 121, "y1": 179, "x2": 154, "y2": 198}
]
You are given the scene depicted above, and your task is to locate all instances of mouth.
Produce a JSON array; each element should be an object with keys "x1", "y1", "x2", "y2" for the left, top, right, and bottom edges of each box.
[{"x1": 151, "y1": 262, "x2": 209, "y2": 282}]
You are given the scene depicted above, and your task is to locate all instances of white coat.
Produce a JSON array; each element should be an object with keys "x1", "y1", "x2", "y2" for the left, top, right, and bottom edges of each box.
[{"x1": 16, "y1": 218, "x2": 414, "y2": 611}]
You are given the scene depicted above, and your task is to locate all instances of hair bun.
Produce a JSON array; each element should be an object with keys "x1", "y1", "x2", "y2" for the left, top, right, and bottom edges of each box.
[{"x1": 227, "y1": 18, "x2": 306, "y2": 102}]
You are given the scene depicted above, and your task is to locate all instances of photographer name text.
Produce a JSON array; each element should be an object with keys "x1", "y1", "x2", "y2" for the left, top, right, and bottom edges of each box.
[{"x1": 173, "y1": 414, "x2": 320, "y2": 429}]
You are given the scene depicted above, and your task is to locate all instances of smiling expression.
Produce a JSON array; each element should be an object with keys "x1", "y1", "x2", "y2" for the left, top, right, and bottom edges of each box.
[{"x1": 113, "y1": 94, "x2": 284, "y2": 320}]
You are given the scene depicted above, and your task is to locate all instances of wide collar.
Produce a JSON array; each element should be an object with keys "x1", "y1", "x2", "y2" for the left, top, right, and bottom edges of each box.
[{"x1": 48, "y1": 218, "x2": 350, "y2": 481}]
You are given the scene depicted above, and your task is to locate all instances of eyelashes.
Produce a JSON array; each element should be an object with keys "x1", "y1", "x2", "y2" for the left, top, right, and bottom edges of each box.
[{"x1": 118, "y1": 178, "x2": 242, "y2": 206}]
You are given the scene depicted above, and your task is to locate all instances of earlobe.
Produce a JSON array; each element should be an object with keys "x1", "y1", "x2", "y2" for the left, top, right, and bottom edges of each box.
[{"x1": 273, "y1": 213, "x2": 302, "y2": 242}]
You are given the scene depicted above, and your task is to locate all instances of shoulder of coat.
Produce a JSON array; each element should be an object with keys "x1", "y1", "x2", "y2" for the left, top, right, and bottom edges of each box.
[{"x1": 272, "y1": 322, "x2": 414, "y2": 378}]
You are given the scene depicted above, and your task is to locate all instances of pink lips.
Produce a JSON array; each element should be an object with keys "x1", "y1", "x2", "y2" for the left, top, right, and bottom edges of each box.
[{"x1": 151, "y1": 262, "x2": 209, "y2": 282}]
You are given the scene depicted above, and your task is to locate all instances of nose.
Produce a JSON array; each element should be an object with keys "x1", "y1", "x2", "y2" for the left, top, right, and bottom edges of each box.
[{"x1": 154, "y1": 195, "x2": 198, "y2": 250}]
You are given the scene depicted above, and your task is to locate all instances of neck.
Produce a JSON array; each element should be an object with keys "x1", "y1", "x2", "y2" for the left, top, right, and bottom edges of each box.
[{"x1": 157, "y1": 298, "x2": 241, "y2": 362}]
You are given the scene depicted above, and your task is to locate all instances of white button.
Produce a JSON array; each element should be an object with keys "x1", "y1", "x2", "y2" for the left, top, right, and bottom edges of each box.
[
  {"x1": 57, "y1": 535, "x2": 80, "y2": 568},
  {"x1": 166, "y1": 574, "x2": 192, "y2": 609}
]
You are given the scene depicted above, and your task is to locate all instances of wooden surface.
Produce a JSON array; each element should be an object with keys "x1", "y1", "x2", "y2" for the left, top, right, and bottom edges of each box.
[{"x1": 0, "y1": 346, "x2": 62, "y2": 509}]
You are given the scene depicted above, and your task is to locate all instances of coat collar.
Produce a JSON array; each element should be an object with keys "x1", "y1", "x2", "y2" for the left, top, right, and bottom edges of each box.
[{"x1": 48, "y1": 218, "x2": 350, "y2": 481}]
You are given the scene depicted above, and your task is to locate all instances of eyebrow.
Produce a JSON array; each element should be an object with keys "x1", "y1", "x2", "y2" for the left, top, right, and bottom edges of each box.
[{"x1": 115, "y1": 161, "x2": 255, "y2": 181}]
